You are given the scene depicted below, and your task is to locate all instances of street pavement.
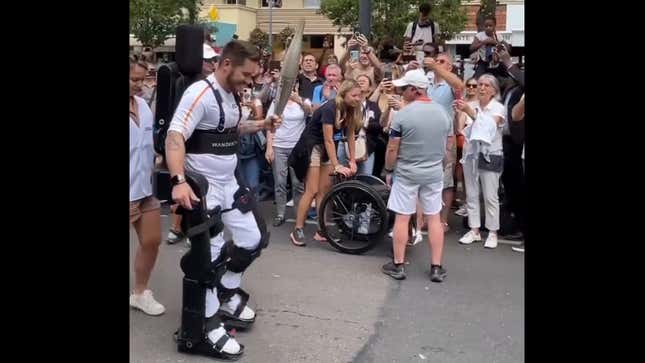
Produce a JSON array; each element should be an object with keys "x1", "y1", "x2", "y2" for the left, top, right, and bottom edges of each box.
[{"x1": 130, "y1": 201, "x2": 524, "y2": 363}]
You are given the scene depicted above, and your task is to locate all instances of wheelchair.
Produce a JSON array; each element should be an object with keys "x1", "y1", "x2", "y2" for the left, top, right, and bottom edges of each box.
[{"x1": 317, "y1": 174, "x2": 415, "y2": 255}]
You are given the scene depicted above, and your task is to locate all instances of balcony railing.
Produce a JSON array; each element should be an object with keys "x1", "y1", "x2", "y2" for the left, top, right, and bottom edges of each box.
[{"x1": 445, "y1": 31, "x2": 514, "y2": 45}]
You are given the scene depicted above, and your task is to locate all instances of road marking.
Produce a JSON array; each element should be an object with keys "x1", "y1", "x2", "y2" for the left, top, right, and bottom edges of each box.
[{"x1": 284, "y1": 218, "x2": 318, "y2": 225}]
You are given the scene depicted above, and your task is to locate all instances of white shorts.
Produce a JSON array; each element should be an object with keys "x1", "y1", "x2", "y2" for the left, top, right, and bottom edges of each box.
[{"x1": 387, "y1": 178, "x2": 443, "y2": 215}]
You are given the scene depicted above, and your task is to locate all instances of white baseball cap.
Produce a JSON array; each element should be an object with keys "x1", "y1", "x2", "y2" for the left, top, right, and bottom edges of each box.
[
  {"x1": 203, "y1": 43, "x2": 218, "y2": 60},
  {"x1": 391, "y1": 69, "x2": 429, "y2": 89}
]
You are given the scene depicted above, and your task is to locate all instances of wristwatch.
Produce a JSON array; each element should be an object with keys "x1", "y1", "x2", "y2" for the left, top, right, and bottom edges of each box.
[
  {"x1": 384, "y1": 167, "x2": 394, "y2": 173},
  {"x1": 171, "y1": 174, "x2": 186, "y2": 186}
]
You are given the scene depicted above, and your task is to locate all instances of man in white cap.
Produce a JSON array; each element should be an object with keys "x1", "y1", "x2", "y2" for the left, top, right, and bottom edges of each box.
[
  {"x1": 381, "y1": 69, "x2": 451, "y2": 282},
  {"x1": 202, "y1": 43, "x2": 219, "y2": 77}
]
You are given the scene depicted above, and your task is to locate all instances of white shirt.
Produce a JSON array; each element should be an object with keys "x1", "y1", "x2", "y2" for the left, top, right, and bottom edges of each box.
[
  {"x1": 403, "y1": 21, "x2": 438, "y2": 51},
  {"x1": 168, "y1": 74, "x2": 241, "y2": 184},
  {"x1": 130, "y1": 96, "x2": 155, "y2": 201},
  {"x1": 267, "y1": 101, "x2": 306, "y2": 149},
  {"x1": 471, "y1": 99, "x2": 506, "y2": 154},
  {"x1": 475, "y1": 32, "x2": 503, "y2": 60}
]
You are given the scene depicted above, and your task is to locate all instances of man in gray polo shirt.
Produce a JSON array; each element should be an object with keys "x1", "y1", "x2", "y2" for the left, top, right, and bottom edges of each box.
[{"x1": 381, "y1": 69, "x2": 451, "y2": 282}]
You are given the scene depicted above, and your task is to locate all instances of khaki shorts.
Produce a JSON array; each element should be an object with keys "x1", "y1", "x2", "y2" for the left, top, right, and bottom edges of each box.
[
  {"x1": 309, "y1": 144, "x2": 332, "y2": 167},
  {"x1": 130, "y1": 196, "x2": 161, "y2": 224},
  {"x1": 443, "y1": 142, "x2": 457, "y2": 189}
]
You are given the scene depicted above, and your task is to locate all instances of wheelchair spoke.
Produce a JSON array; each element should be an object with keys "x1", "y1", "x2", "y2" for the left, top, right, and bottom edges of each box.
[
  {"x1": 328, "y1": 216, "x2": 345, "y2": 222},
  {"x1": 333, "y1": 195, "x2": 350, "y2": 214}
]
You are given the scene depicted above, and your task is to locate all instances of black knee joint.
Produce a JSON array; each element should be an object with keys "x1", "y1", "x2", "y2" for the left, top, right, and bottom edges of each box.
[
  {"x1": 204, "y1": 254, "x2": 228, "y2": 289},
  {"x1": 225, "y1": 241, "x2": 262, "y2": 274}
]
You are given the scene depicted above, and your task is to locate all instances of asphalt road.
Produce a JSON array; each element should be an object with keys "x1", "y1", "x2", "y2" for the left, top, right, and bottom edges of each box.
[{"x1": 130, "y1": 201, "x2": 524, "y2": 363}]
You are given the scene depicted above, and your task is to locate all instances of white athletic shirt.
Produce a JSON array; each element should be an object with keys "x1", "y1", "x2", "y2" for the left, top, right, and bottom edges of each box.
[
  {"x1": 130, "y1": 96, "x2": 155, "y2": 201},
  {"x1": 266, "y1": 101, "x2": 306, "y2": 149},
  {"x1": 403, "y1": 21, "x2": 438, "y2": 51},
  {"x1": 168, "y1": 74, "x2": 241, "y2": 184}
]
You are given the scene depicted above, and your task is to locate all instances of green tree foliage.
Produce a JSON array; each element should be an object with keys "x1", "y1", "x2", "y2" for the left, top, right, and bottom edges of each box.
[
  {"x1": 130, "y1": 0, "x2": 203, "y2": 48},
  {"x1": 320, "y1": 0, "x2": 467, "y2": 45}
]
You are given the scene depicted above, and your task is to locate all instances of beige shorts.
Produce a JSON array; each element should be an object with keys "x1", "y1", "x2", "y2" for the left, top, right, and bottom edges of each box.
[
  {"x1": 130, "y1": 196, "x2": 161, "y2": 224},
  {"x1": 443, "y1": 142, "x2": 457, "y2": 189},
  {"x1": 309, "y1": 144, "x2": 332, "y2": 168}
]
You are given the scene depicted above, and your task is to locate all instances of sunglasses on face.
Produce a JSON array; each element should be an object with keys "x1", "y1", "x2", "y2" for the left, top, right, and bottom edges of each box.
[{"x1": 466, "y1": 84, "x2": 477, "y2": 88}]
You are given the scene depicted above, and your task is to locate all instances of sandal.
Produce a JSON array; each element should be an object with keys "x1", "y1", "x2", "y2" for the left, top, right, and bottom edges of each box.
[{"x1": 218, "y1": 289, "x2": 255, "y2": 330}]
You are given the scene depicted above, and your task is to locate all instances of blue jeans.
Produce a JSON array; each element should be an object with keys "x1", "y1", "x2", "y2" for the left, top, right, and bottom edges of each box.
[
  {"x1": 337, "y1": 142, "x2": 375, "y2": 175},
  {"x1": 239, "y1": 155, "x2": 261, "y2": 198}
]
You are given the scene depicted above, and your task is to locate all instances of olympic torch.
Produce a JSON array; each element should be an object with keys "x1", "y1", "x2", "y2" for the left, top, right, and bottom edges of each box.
[{"x1": 273, "y1": 20, "x2": 305, "y2": 117}]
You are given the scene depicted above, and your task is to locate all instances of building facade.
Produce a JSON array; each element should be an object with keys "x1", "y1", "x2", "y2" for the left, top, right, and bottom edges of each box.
[
  {"x1": 202, "y1": 0, "x2": 350, "y2": 59},
  {"x1": 130, "y1": 0, "x2": 524, "y2": 66}
]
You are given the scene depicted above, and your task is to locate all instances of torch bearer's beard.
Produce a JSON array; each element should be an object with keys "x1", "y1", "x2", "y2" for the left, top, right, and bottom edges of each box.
[{"x1": 226, "y1": 73, "x2": 246, "y2": 93}]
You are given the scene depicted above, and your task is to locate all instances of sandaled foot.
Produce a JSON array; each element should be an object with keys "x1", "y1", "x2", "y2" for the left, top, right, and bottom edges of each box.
[
  {"x1": 218, "y1": 289, "x2": 256, "y2": 330},
  {"x1": 313, "y1": 230, "x2": 327, "y2": 243},
  {"x1": 177, "y1": 325, "x2": 244, "y2": 361}
]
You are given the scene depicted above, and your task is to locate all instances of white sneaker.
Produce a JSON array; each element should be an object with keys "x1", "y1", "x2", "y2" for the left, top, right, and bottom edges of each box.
[
  {"x1": 411, "y1": 232, "x2": 423, "y2": 245},
  {"x1": 388, "y1": 230, "x2": 393, "y2": 238},
  {"x1": 130, "y1": 290, "x2": 165, "y2": 316},
  {"x1": 484, "y1": 233, "x2": 498, "y2": 249},
  {"x1": 286, "y1": 199, "x2": 294, "y2": 207},
  {"x1": 459, "y1": 230, "x2": 482, "y2": 245},
  {"x1": 454, "y1": 205, "x2": 468, "y2": 217}
]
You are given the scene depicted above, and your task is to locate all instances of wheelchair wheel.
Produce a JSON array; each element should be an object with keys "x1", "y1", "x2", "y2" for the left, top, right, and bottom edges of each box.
[
  {"x1": 318, "y1": 180, "x2": 389, "y2": 254},
  {"x1": 354, "y1": 174, "x2": 386, "y2": 186}
]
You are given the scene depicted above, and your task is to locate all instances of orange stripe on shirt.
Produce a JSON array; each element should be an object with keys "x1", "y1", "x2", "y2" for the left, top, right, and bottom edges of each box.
[{"x1": 182, "y1": 85, "x2": 210, "y2": 126}]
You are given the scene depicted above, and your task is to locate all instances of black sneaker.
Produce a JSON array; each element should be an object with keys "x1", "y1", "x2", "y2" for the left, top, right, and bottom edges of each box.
[
  {"x1": 273, "y1": 215, "x2": 285, "y2": 227},
  {"x1": 381, "y1": 261, "x2": 406, "y2": 280},
  {"x1": 501, "y1": 231, "x2": 524, "y2": 241},
  {"x1": 429, "y1": 265, "x2": 447, "y2": 283},
  {"x1": 290, "y1": 228, "x2": 306, "y2": 246}
]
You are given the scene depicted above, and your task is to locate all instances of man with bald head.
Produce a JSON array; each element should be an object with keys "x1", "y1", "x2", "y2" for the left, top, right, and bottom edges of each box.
[{"x1": 311, "y1": 64, "x2": 343, "y2": 111}]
